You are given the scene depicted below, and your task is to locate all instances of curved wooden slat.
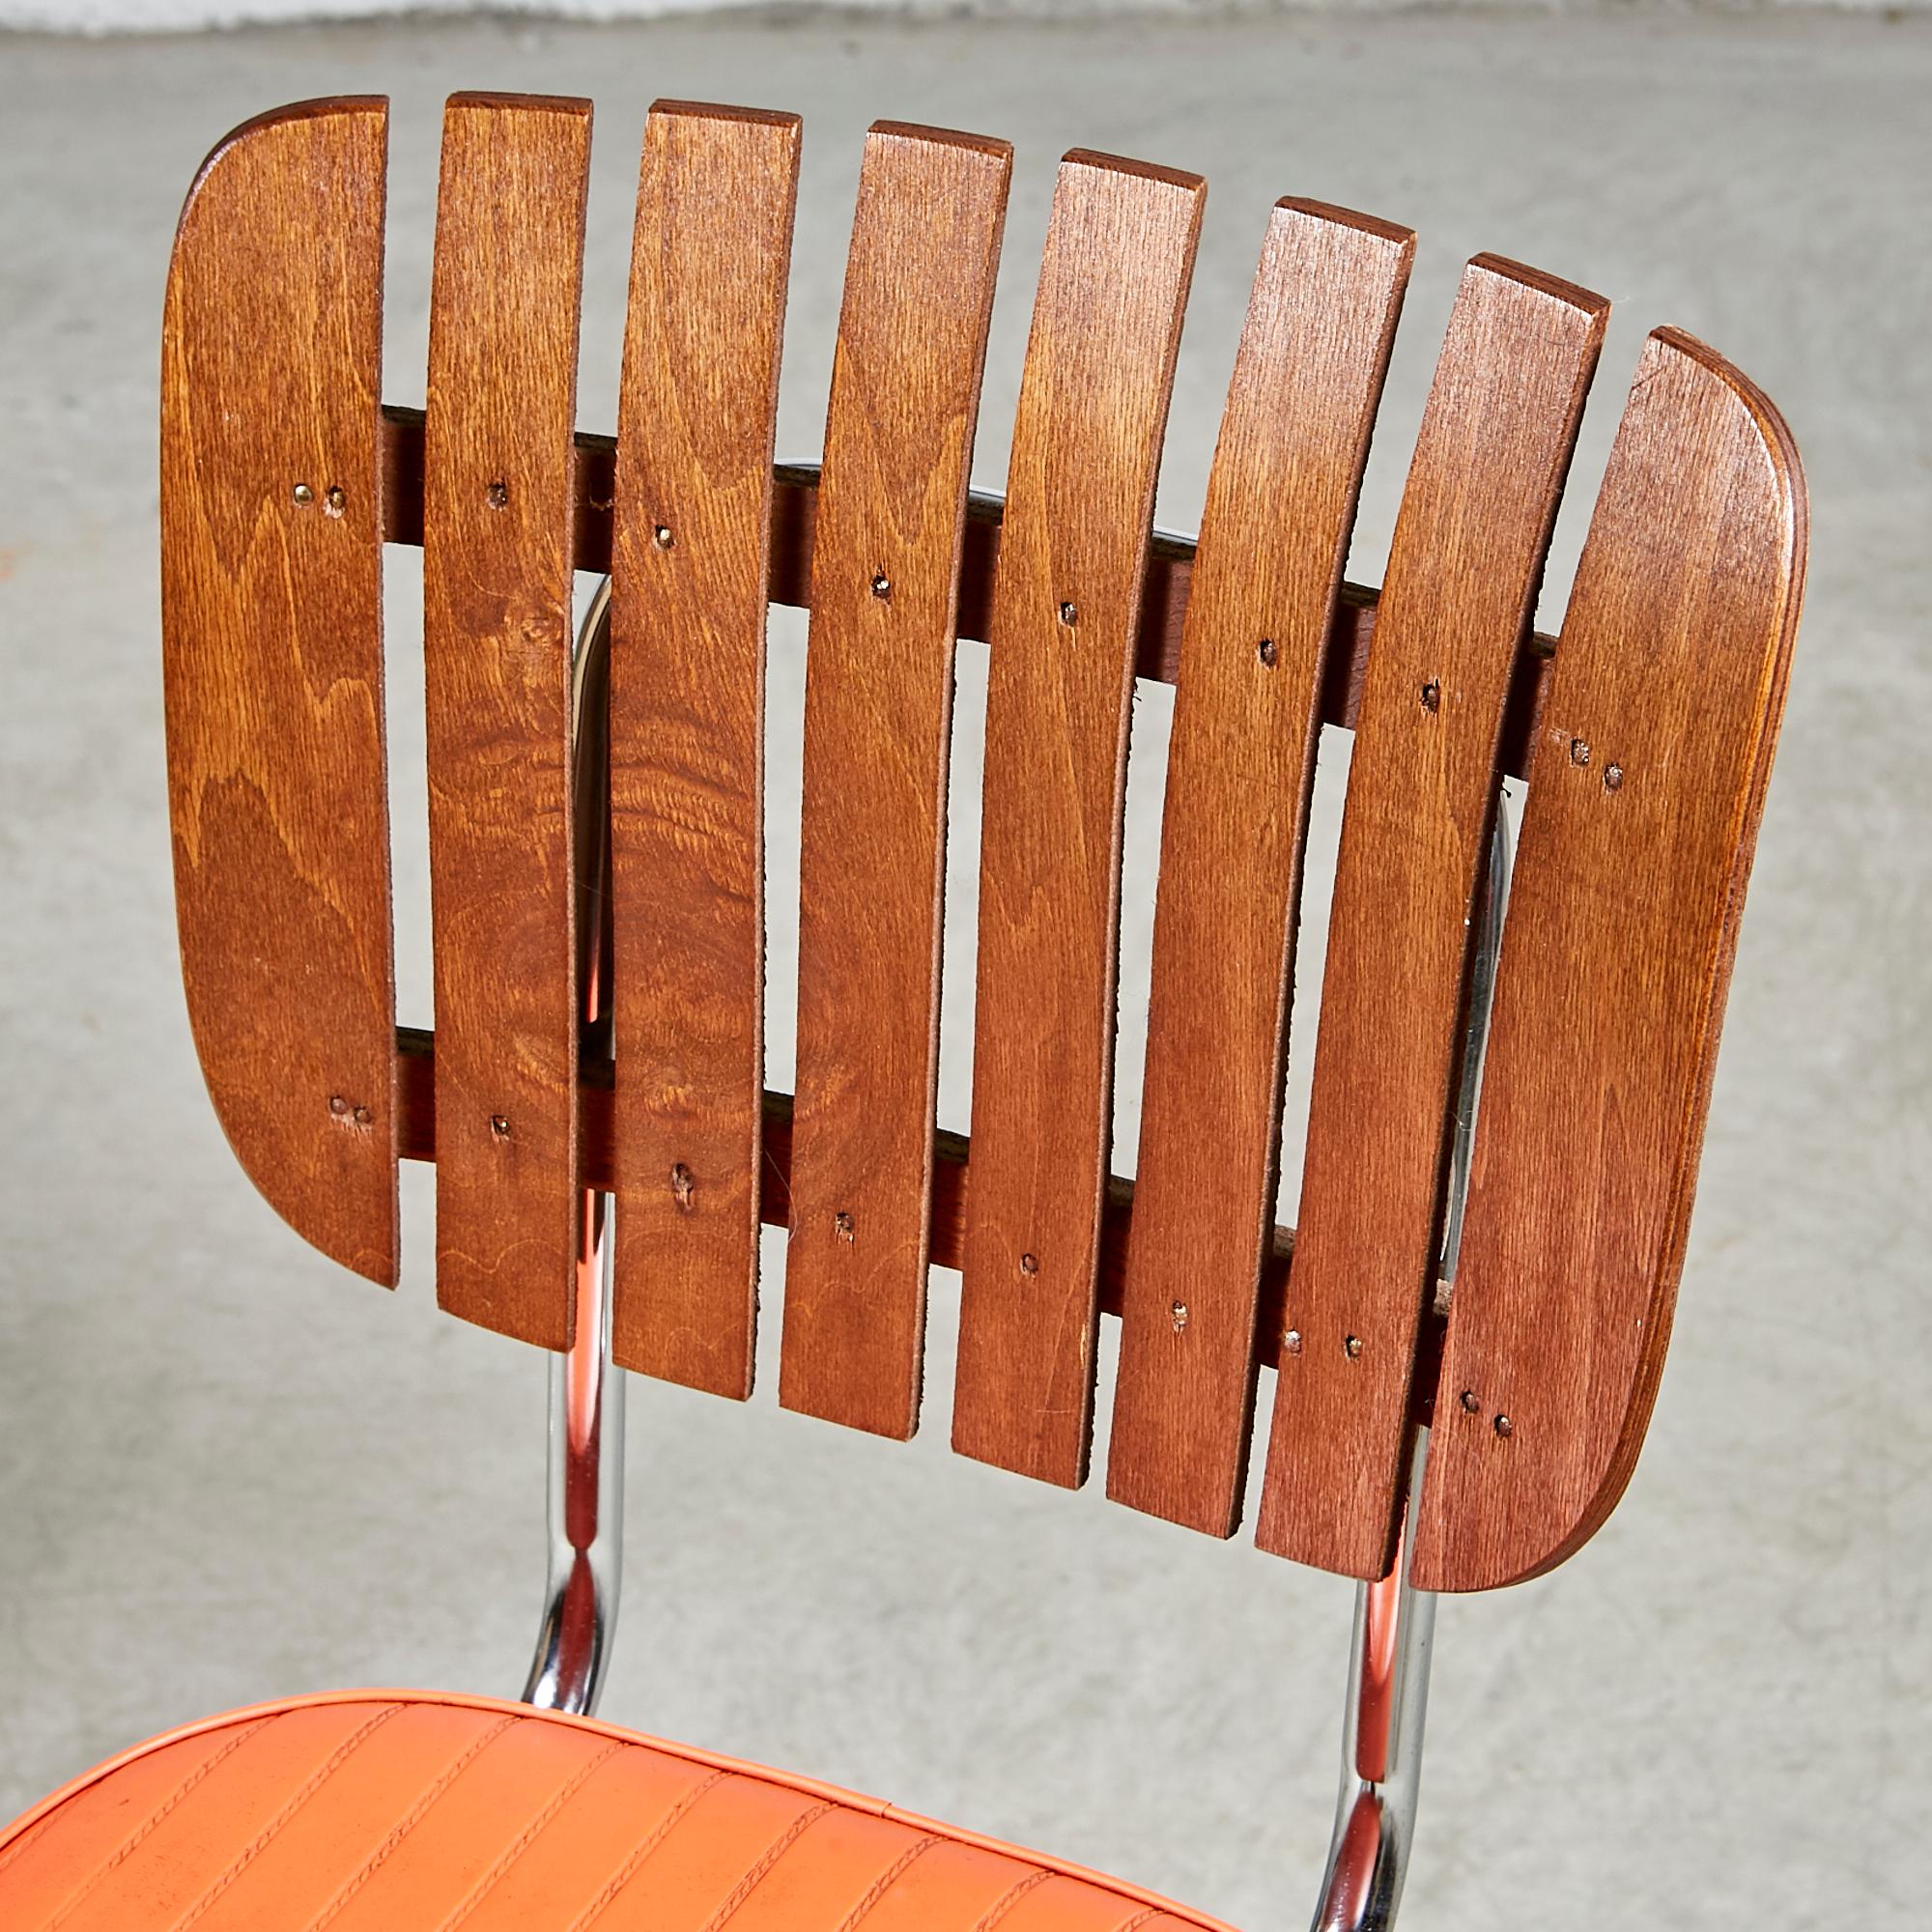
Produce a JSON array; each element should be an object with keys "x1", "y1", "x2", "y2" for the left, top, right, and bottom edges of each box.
[
  {"x1": 1106, "y1": 201, "x2": 1414, "y2": 1537},
  {"x1": 1410, "y1": 330, "x2": 1806, "y2": 1592},
  {"x1": 1255, "y1": 256, "x2": 1608, "y2": 1579},
  {"x1": 952, "y1": 151, "x2": 1205, "y2": 1489},
  {"x1": 161, "y1": 98, "x2": 398, "y2": 1285},
  {"x1": 423, "y1": 93, "x2": 592, "y2": 1350},
  {"x1": 609, "y1": 101, "x2": 802, "y2": 1396},
  {"x1": 781, "y1": 123, "x2": 1012, "y2": 1439}
]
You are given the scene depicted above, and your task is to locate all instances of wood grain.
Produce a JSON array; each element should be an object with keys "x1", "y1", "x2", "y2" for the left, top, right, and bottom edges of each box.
[
  {"x1": 422, "y1": 93, "x2": 591, "y2": 1350},
  {"x1": 1410, "y1": 329, "x2": 1806, "y2": 1591},
  {"x1": 781, "y1": 124, "x2": 1011, "y2": 1438},
  {"x1": 952, "y1": 151, "x2": 1205, "y2": 1488},
  {"x1": 1106, "y1": 202, "x2": 1414, "y2": 1537},
  {"x1": 161, "y1": 98, "x2": 398, "y2": 1285},
  {"x1": 1255, "y1": 256, "x2": 1608, "y2": 1579},
  {"x1": 608, "y1": 101, "x2": 801, "y2": 1396}
]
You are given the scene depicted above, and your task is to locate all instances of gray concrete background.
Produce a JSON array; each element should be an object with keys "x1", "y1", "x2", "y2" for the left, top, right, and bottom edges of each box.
[{"x1": 2, "y1": 13, "x2": 1926, "y2": 1926}]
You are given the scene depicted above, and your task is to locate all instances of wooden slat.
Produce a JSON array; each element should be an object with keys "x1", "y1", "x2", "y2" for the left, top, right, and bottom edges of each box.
[
  {"x1": 1410, "y1": 330, "x2": 1805, "y2": 1591},
  {"x1": 952, "y1": 151, "x2": 1206, "y2": 1488},
  {"x1": 780, "y1": 124, "x2": 1012, "y2": 1438},
  {"x1": 609, "y1": 101, "x2": 801, "y2": 1396},
  {"x1": 1107, "y1": 202, "x2": 1414, "y2": 1536},
  {"x1": 422, "y1": 93, "x2": 591, "y2": 1350},
  {"x1": 1255, "y1": 256, "x2": 1608, "y2": 1578},
  {"x1": 161, "y1": 99, "x2": 398, "y2": 1285}
]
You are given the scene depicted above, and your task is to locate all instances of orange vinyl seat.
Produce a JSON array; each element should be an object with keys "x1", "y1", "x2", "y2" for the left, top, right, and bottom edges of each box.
[{"x1": 0, "y1": 1691, "x2": 1222, "y2": 1932}]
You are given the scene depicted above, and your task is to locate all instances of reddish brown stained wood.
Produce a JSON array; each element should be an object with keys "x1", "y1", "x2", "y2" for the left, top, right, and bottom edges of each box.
[
  {"x1": 609, "y1": 101, "x2": 801, "y2": 1396},
  {"x1": 953, "y1": 151, "x2": 1206, "y2": 1488},
  {"x1": 781, "y1": 124, "x2": 1011, "y2": 1438},
  {"x1": 422, "y1": 93, "x2": 591, "y2": 1350},
  {"x1": 376, "y1": 413, "x2": 1567, "y2": 782},
  {"x1": 1107, "y1": 201, "x2": 1414, "y2": 1537},
  {"x1": 161, "y1": 99, "x2": 398, "y2": 1285},
  {"x1": 1410, "y1": 330, "x2": 1805, "y2": 1591},
  {"x1": 1255, "y1": 256, "x2": 1608, "y2": 1579}
]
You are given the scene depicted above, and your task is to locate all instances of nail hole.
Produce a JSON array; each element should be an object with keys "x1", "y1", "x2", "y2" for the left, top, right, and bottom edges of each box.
[
  {"x1": 490, "y1": 1114, "x2": 512, "y2": 1139},
  {"x1": 1283, "y1": 1328, "x2": 1302, "y2": 1354},
  {"x1": 1019, "y1": 1252, "x2": 1039, "y2": 1276},
  {"x1": 1604, "y1": 763, "x2": 1624, "y2": 792},
  {"x1": 1419, "y1": 679, "x2": 1440, "y2": 712},
  {"x1": 1344, "y1": 1333, "x2": 1364, "y2": 1359},
  {"x1": 869, "y1": 573, "x2": 892, "y2": 601},
  {"x1": 653, "y1": 523, "x2": 675, "y2": 550},
  {"x1": 486, "y1": 481, "x2": 509, "y2": 511},
  {"x1": 1460, "y1": 1388, "x2": 1481, "y2": 1413},
  {"x1": 1170, "y1": 1299, "x2": 1189, "y2": 1332},
  {"x1": 1057, "y1": 600, "x2": 1078, "y2": 628},
  {"x1": 669, "y1": 1162, "x2": 696, "y2": 1210},
  {"x1": 324, "y1": 485, "x2": 347, "y2": 517},
  {"x1": 292, "y1": 483, "x2": 315, "y2": 506},
  {"x1": 1570, "y1": 736, "x2": 1591, "y2": 768},
  {"x1": 327, "y1": 1094, "x2": 349, "y2": 1116},
  {"x1": 834, "y1": 1210, "x2": 855, "y2": 1241},
  {"x1": 1493, "y1": 1413, "x2": 1514, "y2": 1439},
  {"x1": 1257, "y1": 638, "x2": 1278, "y2": 668}
]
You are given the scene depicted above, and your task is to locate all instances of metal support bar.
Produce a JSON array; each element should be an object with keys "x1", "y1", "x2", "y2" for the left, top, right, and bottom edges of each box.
[{"x1": 1309, "y1": 791, "x2": 1516, "y2": 1930}]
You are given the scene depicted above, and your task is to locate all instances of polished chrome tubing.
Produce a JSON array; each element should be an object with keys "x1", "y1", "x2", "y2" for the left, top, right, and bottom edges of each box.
[
  {"x1": 523, "y1": 579, "x2": 626, "y2": 1718},
  {"x1": 1309, "y1": 795, "x2": 1515, "y2": 1932}
]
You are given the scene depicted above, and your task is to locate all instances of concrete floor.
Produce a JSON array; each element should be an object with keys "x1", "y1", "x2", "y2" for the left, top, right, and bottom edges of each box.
[{"x1": 2, "y1": 11, "x2": 1927, "y2": 1927}]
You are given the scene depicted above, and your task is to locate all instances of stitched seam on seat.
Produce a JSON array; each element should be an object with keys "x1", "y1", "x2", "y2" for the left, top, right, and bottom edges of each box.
[
  {"x1": 168, "y1": 1704, "x2": 406, "y2": 1931},
  {"x1": 835, "y1": 1833, "x2": 941, "y2": 1931},
  {"x1": 298, "y1": 1713, "x2": 522, "y2": 1932},
  {"x1": 432, "y1": 1739, "x2": 628, "y2": 1932},
  {"x1": 42, "y1": 1718, "x2": 276, "y2": 1930},
  {"x1": 1113, "y1": 1910, "x2": 1163, "y2": 1932},
  {"x1": 0, "y1": 1808, "x2": 59, "y2": 1881},
  {"x1": 566, "y1": 1767, "x2": 730, "y2": 1932},
  {"x1": 975, "y1": 1867, "x2": 1052, "y2": 1930},
  {"x1": 701, "y1": 1800, "x2": 835, "y2": 1930}
]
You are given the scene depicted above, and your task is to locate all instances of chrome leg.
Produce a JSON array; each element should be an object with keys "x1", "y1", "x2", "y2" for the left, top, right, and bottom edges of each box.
[
  {"x1": 1308, "y1": 794, "x2": 1515, "y2": 1931},
  {"x1": 523, "y1": 578, "x2": 624, "y2": 1718}
]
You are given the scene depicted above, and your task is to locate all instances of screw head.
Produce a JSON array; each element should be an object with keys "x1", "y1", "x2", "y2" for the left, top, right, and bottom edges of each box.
[
  {"x1": 1344, "y1": 1333, "x2": 1364, "y2": 1359},
  {"x1": 1257, "y1": 638, "x2": 1279, "y2": 668},
  {"x1": 1057, "y1": 600, "x2": 1078, "y2": 628},
  {"x1": 1604, "y1": 762, "x2": 1625, "y2": 792},
  {"x1": 1460, "y1": 1388, "x2": 1481, "y2": 1413},
  {"x1": 1570, "y1": 736, "x2": 1591, "y2": 767},
  {"x1": 327, "y1": 1094, "x2": 349, "y2": 1116},
  {"x1": 869, "y1": 572, "x2": 892, "y2": 601},
  {"x1": 1170, "y1": 1299, "x2": 1189, "y2": 1332},
  {"x1": 653, "y1": 523, "x2": 675, "y2": 550},
  {"x1": 352, "y1": 1104, "x2": 372, "y2": 1125},
  {"x1": 1283, "y1": 1328, "x2": 1302, "y2": 1354},
  {"x1": 1419, "y1": 679, "x2": 1441, "y2": 712},
  {"x1": 489, "y1": 1114, "x2": 512, "y2": 1139},
  {"x1": 1493, "y1": 1413, "x2": 1514, "y2": 1439},
  {"x1": 1019, "y1": 1251, "x2": 1039, "y2": 1276},
  {"x1": 486, "y1": 481, "x2": 509, "y2": 511},
  {"x1": 834, "y1": 1210, "x2": 855, "y2": 1241},
  {"x1": 292, "y1": 483, "x2": 315, "y2": 505},
  {"x1": 324, "y1": 485, "x2": 347, "y2": 516}
]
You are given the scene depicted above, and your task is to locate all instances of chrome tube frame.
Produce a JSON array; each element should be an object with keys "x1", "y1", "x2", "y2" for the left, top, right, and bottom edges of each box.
[
  {"x1": 522, "y1": 579, "x2": 625, "y2": 1718},
  {"x1": 1310, "y1": 794, "x2": 1515, "y2": 1931}
]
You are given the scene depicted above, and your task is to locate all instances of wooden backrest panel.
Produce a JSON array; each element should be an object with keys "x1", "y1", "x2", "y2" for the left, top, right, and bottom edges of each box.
[
  {"x1": 1410, "y1": 329, "x2": 1805, "y2": 1592},
  {"x1": 1106, "y1": 201, "x2": 1413, "y2": 1539},
  {"x1": 1255, "y1": 258, "x2": 1608, "y2": 1580},
  {"x1": 161, "y1": 98, "x2": 399, "y2": 1286},
  {"x1": 952, "y1": 152, "x2": 1206, "y2": 1489},
  {"x1": 163, "y1": 97, "x2": 1805, "y2": 1585},
  {"x1": 608, "y1": 103, "x2": 801, "y2": 1396},
  {"x1": 781, "y1": 124, "x2": 1012, "y2": 1439},
  {"x1": 422, "y1": 95, "x2": 591, "y2": 1351}
]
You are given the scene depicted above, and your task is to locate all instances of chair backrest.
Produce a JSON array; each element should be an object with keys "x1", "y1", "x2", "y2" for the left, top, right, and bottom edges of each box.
[{"x1": 160, "y1": 92, "x2": 1805, "y2": 1596}]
